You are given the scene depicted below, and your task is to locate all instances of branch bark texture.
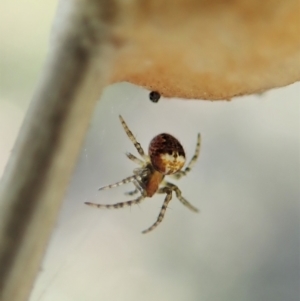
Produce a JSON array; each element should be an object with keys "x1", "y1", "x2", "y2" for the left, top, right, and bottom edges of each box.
[{"x1": 0, "y1": 1, "x2": 116, "y2": 300}]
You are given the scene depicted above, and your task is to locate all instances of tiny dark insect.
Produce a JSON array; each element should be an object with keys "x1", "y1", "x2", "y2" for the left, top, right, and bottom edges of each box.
[
  {"x1": 85, "y1": 115, "x2": 201, "y2": 233},
  {"x1": 149, "y1": 91, "x2": 161, "y2": 103}
]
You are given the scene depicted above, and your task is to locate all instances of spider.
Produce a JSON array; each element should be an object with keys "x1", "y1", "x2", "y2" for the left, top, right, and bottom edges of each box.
[{"x1": 85, "y1": 115, "x2": 201, "y2": 234}]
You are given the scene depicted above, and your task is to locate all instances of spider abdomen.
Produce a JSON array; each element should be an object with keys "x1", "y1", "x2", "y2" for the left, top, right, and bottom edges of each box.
[{"x1": 148, "y1": 133, "x2": 186, "y2": 175}]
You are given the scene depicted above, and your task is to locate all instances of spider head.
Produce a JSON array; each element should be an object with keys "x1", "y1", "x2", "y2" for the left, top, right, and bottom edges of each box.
[{"x1": 148, "y1": 133, "x2": 186, "y2": 175}]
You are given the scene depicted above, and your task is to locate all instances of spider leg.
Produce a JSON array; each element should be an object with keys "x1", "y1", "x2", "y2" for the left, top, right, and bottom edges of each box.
[
  {"x1": 85, "y1": 195, "x2": 145, "y2": 209},
  {"x1": 119, "y1": 115, "x2": 147, "y2": 160},
  {"x1": 142, "y1": 187, "x2": 172, "y2": 234},
  {"x1": 124, "y1": 179, "x2": 146, "y2": 196},
  {"x1": 125, "y1": 188, "x2": 139, "y2": 196},
  {"x1": 171, "y1": 133, "x2": 201, "y2": 180},
  {"x1": 165, "y1": 182, "x2": 199, "y2": 212},
  {"x1": 126, "y1": 152, "x2": 144, "y2": 166},
  {"x1": 98, "y1": 175, "x2": 138, "y2": 191}
]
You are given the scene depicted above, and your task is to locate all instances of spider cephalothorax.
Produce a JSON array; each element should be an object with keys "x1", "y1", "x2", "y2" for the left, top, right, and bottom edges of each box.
[{"x1": 85, "y1": 115, "x2": 201, "y2": 234}]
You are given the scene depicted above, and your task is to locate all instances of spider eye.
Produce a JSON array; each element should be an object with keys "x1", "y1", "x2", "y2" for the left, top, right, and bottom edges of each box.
[{"x1": 148, "y1": 133, "x2": 186, "y2": 175}]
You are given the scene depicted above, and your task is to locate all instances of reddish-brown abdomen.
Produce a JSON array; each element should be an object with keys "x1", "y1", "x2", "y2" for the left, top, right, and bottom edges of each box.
[{"x1": 148, "y1": 133, "x2": 186, "y2": 175}]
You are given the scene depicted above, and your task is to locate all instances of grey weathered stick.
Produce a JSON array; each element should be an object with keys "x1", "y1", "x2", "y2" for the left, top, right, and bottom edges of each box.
[{"x1": 0, "y1": 1, "x2": 116, "y2": 300}]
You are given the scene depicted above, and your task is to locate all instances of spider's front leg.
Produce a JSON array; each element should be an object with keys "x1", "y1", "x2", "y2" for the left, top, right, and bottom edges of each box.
[{"x1": 119, "y1": 115, "x2": 148, "y2": 160}]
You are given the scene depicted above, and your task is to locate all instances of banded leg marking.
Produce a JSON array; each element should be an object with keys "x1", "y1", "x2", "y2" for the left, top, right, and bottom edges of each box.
[
  {"x1": 85, "y1": 195, "x2": 145, "y2": 209},
  {"x1": 119, "y1": 115, "x2": 147, "y2": 159},
  {"x1": 165, "y1": 182, "x2": 199, "y2": 212},
  {"x1": 142, "y1": 189, "x2": 172, "y2": 234},
  {"x1": 99, "y1": 175, "x2": 136, "y2": 191}
]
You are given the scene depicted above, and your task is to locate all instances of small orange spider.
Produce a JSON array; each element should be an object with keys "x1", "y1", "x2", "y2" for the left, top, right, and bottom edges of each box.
[{"x1": 85, "y1": 115, "x2": 201, "y2": 234}]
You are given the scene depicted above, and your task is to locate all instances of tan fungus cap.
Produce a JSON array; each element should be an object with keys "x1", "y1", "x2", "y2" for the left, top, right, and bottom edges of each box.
[{"x1": 109, "y1": 0, "x2": 300, "y2": 100}]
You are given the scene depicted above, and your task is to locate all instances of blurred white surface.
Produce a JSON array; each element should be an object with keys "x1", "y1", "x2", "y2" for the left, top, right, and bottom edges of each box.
[
  {"x1": 23, "y1": 82, "x2": 300, "y2": 301},
  {"x1": 0, "y1": 0, "x2": 57, "y2": 173}
]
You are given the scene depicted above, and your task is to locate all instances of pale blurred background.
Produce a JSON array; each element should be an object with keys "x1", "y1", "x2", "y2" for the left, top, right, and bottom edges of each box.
[{"x1": 0, "y1": 2, "x2": 299, "y2": 301}]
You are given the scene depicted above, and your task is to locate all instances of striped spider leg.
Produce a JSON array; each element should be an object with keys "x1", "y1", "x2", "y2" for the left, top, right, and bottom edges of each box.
[
  {"x1": 85, "y1": 115, "x2": 201, "y2": 234},
  {"x1": 142, "y1": 182, "x2": 199, "y2": 234}
]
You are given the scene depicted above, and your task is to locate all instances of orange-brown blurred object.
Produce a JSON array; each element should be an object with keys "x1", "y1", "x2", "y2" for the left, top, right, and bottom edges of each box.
[{"x1": 110, "y1": 0, "x2": 300, "y2": 100}]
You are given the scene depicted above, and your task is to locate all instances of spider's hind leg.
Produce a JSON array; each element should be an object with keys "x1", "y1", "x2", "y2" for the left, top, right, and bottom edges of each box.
[
  {"x1": 142, "y1": 187, "x2": 172, "y2": 234},
  {"x1": 142, "y1": 182, "x2": 199, "y2": 234},
  {"x1": 165, "y1": 182, "x2": 199, "y2": 212}
]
